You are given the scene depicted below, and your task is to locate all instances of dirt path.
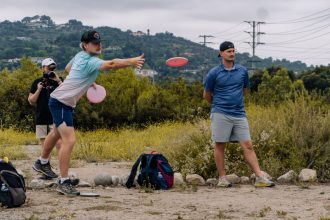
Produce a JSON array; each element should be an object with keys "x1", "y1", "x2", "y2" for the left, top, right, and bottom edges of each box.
[{"x1": 0, "y1": 145, "x2": 329, "y2": 220}]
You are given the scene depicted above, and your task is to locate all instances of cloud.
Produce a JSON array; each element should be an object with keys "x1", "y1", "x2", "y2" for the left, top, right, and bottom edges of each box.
[{"x1": 0, "y1": 0, "x2": 329, "y2": 65}]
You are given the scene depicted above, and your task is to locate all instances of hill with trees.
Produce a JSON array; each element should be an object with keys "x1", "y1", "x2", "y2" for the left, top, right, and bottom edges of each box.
[{"x1": 0, "y1": 15, "x2": 310, "y2": 82}]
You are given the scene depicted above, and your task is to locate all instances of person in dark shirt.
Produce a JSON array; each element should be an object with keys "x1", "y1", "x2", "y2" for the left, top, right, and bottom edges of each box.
[{"x1": 28, "y1": 58, "x2": 62, "y2": 179}]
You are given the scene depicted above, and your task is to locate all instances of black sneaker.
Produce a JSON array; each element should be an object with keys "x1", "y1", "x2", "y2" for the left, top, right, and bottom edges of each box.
[
  {"x1": 56, "y1": 179, "x2": 80, "y2": 196},
  {"x1": 33, "y1": 159, "x2": 58, "y2": 179}
]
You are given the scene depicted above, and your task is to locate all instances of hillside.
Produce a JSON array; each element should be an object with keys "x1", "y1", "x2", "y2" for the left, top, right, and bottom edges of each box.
[{"x1": 0, "y1": 15, "x2": 309, "y2": 81}]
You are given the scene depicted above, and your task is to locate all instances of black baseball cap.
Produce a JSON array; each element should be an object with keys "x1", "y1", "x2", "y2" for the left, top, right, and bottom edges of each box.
[
  {"x1": 81, "y1": 30, "x2": 101, "y2": 43},
  {"x1": 218, "y1": 41, "x2": 235, "y2": 57}
]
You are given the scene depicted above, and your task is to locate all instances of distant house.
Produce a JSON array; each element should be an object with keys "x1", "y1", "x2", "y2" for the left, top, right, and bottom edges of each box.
[
  {"x1": 30, "y1": 57, "x2": 45, "y2": 65},
  {"x1": 6, "y1": 58, "x2": 20, "y2": 63},
  {"x1": 103, "y1": 46, "x2": 122, "y2": 52},
  {"x1": 132, "y1": 31, "x2": 146, "y2": 37},
  {"x1": 16, "y1": 37, "x2": 31, "y2": 41},
  {"x1": 183, "y1": 52, "x2": 195, "y2": 56},
  {"x1": 136, "y1": 69, "x2": 158, "y2": 77}
]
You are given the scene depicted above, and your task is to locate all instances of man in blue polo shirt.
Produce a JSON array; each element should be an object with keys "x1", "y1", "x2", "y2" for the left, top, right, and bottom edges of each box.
[{"x1": 204, "y1": 41, "x2": 274, "y2": 188}]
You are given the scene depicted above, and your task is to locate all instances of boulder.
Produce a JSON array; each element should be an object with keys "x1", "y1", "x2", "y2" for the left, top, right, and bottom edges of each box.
[
  {"x1": 277, "y1": 170, "x2": 298, "y2": 184},
  {"x1": 94, "y1": 173, "x2": 112, "y2": 186},
  {"x1": 298, "y1": 169, "x2": 317, "y2": 182},
  {"x1": 173, "y1": 173, "x2": 184, "y2": 186},
  {"x1": 185, "y1": 174, "x2": 205, "y2": 186}
]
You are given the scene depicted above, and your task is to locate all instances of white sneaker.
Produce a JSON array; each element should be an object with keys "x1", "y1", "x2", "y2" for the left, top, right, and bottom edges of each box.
[{"x1": 255, "y1": 176, "x2": 275, "y2": 187}]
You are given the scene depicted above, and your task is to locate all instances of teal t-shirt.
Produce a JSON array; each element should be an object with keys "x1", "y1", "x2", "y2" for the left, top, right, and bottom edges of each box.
[{"x1": 51, "y1": 51, "x2": 104, "y2": 107}]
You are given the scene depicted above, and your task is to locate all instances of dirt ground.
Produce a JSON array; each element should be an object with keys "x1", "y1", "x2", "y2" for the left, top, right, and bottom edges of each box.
[{"x1": 0, "y1": 145, "x2": 329, "y2": 220}]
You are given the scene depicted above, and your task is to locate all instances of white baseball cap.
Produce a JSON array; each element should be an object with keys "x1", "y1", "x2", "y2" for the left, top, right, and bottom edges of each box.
[{"x1": 41, "y1": 58, "x2": 56, "y2": 67}]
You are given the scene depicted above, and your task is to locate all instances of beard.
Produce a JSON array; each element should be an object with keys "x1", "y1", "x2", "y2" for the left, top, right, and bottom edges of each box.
[{"x1": 224, "y1": 56, "x2": 235, "y2": 62}]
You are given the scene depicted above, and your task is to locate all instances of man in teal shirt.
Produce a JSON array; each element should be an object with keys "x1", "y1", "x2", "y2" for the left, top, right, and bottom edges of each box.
[{"x1": 33, "y1": 30, "x2": 145, "y2": 196}]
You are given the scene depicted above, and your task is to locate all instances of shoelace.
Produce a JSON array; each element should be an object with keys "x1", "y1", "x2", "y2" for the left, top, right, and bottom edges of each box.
[
  {"x1": 43, "y1": 164, "x2": 56, "y2": 175},
  {"x1": 62, "y1": 182, "x2": 75, "y2": 192}
]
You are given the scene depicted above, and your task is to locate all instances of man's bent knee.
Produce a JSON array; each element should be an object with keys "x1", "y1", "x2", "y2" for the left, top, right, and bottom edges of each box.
[{"x1": 240, "y1": 140, "x2": 253, "y2": 150}]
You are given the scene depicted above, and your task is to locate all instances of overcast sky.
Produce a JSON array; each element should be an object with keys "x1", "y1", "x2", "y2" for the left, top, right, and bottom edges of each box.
[{"x1": 0, "y1": 0, "x2": 329, "y2": 66}]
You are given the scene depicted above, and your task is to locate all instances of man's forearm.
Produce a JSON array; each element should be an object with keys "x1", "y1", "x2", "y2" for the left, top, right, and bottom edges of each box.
[
  {"x1": 28, "y1": 90, "x2": 41, "y2": 104},
  {"x1": 106, "y1": 58, "x2": 134, "y2": 69}
]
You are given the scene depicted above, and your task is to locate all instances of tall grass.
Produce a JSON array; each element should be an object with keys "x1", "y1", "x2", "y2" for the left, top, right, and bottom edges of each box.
[
  {"x1": 72, "y1": 121, "x2": 200, "y2": 162},
  {"x1": 1, "y1": 96, "x2": 329, "y2": 181},
  {"x1": 0, "y1": 129, "x2": 36, "y2": 159}
]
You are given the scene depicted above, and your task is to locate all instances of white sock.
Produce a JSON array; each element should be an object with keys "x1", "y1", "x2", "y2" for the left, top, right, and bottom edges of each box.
[
  {"x1": 39, "y1": 157, "x2": 49, "y2": 165},
  {"x1": 60, "y1": 177, "x2": 70, "y2": 184}
]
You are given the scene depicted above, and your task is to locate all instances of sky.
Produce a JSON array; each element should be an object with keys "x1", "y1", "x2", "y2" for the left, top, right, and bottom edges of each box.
[{"x1": 0, "y1": 0, "x2": 329, "y2": 66}]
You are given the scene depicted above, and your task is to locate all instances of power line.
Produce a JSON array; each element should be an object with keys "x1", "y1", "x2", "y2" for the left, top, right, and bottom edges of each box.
[
  {"x1": 244, "y1": 21, "x2": 265, "y2": 69},
  {"x1": 266, "y1": 23, "x2": 330, "y2": 36},
  {"x1": 265, "y1": 8, "x2": 330, "y2": 24},
  {"x1": 198, "y1": 35, "x2": 214, "y2": 46},
  {"x1": 267, "y1": 30, "x2": 330, "y2": 45}
]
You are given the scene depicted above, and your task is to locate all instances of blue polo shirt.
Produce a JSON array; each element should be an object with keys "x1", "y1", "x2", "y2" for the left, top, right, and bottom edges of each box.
[{"x1": 204, "y1": 64, "x2": 249, "y2": 118}]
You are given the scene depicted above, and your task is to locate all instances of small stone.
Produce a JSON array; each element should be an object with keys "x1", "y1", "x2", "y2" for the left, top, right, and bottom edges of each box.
[
  {"x1": 185, "y1": 174, "x2": 205, "y2": 186},
  {"x1": 299, "y1": 169, "x2": 317, "y2": 182},
  {"x1": 69, "y1": 171, "x2": 78, "y2": 179},
  {"x1": 28, "y1": 179, "x2": 45, "y2": 189},
  {"x1": 206, "y1": 178, "x2": 218, "y2": 186},
  {"x1": 173, "y1": 173, "x2": 184, "y2": 186},
  {"x1": 240, "y1": 176, "x2": 250, "y2": 184},
  {"x1": 277, "y1": 170, "x2": 298, "y2": 184},
  {"x1": 94, "y1": 173, "x2": 112, "y2": 186},
  {"x1": 16, "y1": 169, "x2": 26, "y2": 178},
  {"x1": 111, "y1": 176, "x2": 120, "y2": 186},
  {"x1": 226, "y1": 174, "x2": 241, "y2": 184},
  {"x1": 78, "y1": 181, "x2": 92, "y2": 187},
  {"x1": 44, "y1": 181, "x2": 57, "y2": 188},
  {"x1": 120, "y1": 174, "x2": 129, "y2": 186}
]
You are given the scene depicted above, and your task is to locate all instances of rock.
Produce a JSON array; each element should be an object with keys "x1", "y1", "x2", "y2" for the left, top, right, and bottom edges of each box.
[
  {"x1": 94, "y1": 173, "x2": 112, "y2": 186},
  {"x1": 44, "y1": 181, "x2": 57, "y2": 188},
  {"x1": 16, "y1": 169, "x2": 26, "y2": 178},
  {"x1": 120, "y1": 174, "x2": 129, "y2": 186},
  {"x1": 69, "y1": 171, "x2": 78, "y2": 180},
  {"x1": 240, "y1": 176, "x2": 250, "y2": 184},
  {"x1": 185, "y1": 174, "x2": 205, "y2": 186},
  {"x1": 299, "y1": 169, "x2": 317, "y2": 182},
  {"x1": 206, "y1": 178, "x2": 218, "y2": 186},
  {"x1": 251, "y1": 171, "x2": 272, "y2": 183},
  {"x1": 173, "y1": 173, "x2": 184, "y2": 186},
  {"x1": 226, "y1": 174, "x2": 241, "y2": 184},
  {"x1": 28, "y1": 179, "x2": 45, "y2": 189},
  {"x1": 277, "y1": 170, "x2": 298, "y2": 184},
  {"x1": 78, "y1": 181, "x2": 92, "y2": 187},
  {"x1": 111, "y1": 176, "x2": 120, "y2": 186}
]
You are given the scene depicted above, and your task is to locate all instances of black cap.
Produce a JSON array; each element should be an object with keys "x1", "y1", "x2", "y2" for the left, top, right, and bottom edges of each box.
[
  {"x1": 218, "y1": 41, "x2": 235, "y2": 57},
  {"x1": 81, "y1": 30, "x2": 101, "y2": 43}
]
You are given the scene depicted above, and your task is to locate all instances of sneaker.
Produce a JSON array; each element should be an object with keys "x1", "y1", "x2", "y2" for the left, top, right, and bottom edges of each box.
[
  {"x1": 255, "y1": 176, "x2": 275, "y2": 187},
  {"x1": 56, "y1": 179, "x2": 80, "y2": 196},
  {"x1": 217, "y1": 176, "x2": 232, "y2": 187},
  {"x1": 33, "y1": 159, "x2": 58, "y2": 179}
]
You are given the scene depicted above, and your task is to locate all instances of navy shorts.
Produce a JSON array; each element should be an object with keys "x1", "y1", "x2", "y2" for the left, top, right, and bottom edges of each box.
[{"x1": 49, "y1": 98, "x2": 74, "y2": 127}]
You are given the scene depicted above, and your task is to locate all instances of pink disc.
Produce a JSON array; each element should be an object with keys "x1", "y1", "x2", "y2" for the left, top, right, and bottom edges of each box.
[
  {"x1": 166, "y1": 57, "x2": 188, "y2": 67},
  {"x1": 86, "y1": 84, "x2": 106, "y2": 104}
]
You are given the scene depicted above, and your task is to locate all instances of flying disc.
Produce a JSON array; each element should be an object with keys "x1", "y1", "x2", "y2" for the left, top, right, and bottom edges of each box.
[
  {"x1": 87, "y1": 84, "x2": 106, "y2": 104},
  {"x1": 79, "y1": 192, "x2": 100, "y2": 197},
  {"x1": 166, "y1": 57, "x2": 188, "y2": 67}
]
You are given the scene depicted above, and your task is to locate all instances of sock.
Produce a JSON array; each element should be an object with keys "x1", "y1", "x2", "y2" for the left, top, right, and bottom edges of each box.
[
  {"x1": 39, "y1": 157, "x2": 49, "y2": 165},
  {"x1": 60, "y1": 177, "x2": 70, "y2": 184}
]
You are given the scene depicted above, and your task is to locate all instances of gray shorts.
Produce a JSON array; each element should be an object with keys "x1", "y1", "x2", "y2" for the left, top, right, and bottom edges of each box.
[
  {"x1": 210, "y1": 112, "x2": 251, "y2": 143},
  {"x1": 36, "y1": 125, "x2": 53, "y2": 139}
]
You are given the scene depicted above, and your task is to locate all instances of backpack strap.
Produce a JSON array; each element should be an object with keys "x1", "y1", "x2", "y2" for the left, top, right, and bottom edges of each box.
[
  {"x1": 125, "y1": 154, "x2": 144, "y2": 188},
  {"x1": 0, "y1": 170, "x2": 26, "y2": 192}
]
